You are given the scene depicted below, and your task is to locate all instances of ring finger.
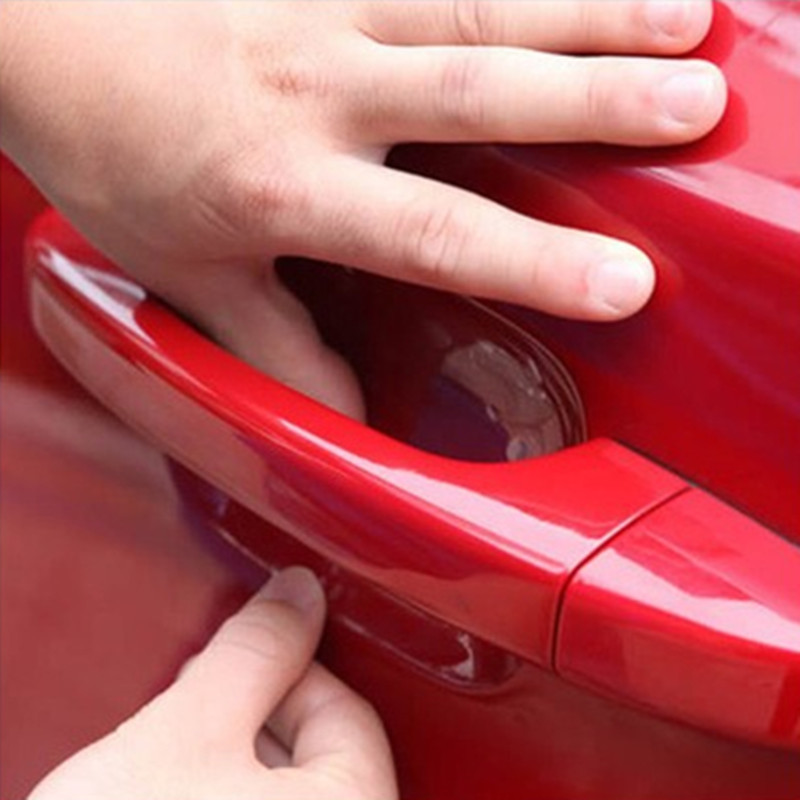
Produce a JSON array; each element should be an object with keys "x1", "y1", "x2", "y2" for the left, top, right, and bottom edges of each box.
[{"x1": 357, "y1": 0, "x2": 713, "y2": 54}]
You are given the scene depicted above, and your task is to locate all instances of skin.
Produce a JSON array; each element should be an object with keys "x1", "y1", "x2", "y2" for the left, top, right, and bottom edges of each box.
[
  {"x1": 0, "y1": 0, "x2": 727, "y2": 419},
  {"x1": 27, "y1": 568, "x2": 399, "y2": 800}
]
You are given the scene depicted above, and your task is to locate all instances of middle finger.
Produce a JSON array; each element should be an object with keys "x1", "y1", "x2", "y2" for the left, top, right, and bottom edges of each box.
[{"x1": 354, "y1": 47, "x2": 726, "y2": 146}]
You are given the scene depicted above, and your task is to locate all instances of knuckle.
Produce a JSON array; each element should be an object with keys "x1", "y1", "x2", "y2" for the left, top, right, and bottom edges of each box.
[
  {"x1": 243, "y1": 39, "x2": 329, "y2": 99},
  {"x1": 266, "y1": 56, "x2": 327, "y2": 99},
  {"x1": 215, "y1": 602, "x2": 300, "y2": 662},
  {"x1": 450, "y1": 0, "x2": 497, "y2": 45},
  {"x1": 238, "y1": 161, "x2": 307, "y2": 226},
  {"x1": 439, "y1": 51, "x2": 488, "y2": 133},
  {"x1": 195, "y1": 150, "x2": 308, "y2": 239},
  {"x1": 575, "y1": 2, "x2": 600, "y2": 47},
  {"x1": 398, "y1": 200, "x2": 468, "y2": 283},
  {"x1": 582, "y1": 67, "x2": 613, "y2": 139}
]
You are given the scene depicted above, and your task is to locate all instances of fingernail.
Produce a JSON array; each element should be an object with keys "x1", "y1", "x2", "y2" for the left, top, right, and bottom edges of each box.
[
  {"x1": 588, "y1": 259, "x2": 654, "y2": 316},
  {"x1": 644, "y1": 0, "x2": 693, "y2": 39},
  {"x1": 658, "y1": 68, "x2": 719, "y2": 124},
  {"x1": 259, "y1": 567, "x2": 323, "y2": 613}
]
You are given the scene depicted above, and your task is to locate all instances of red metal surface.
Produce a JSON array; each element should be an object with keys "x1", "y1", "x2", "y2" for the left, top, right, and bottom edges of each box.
[
  {"x1": 559, "y1": 489, "x2": 800, "y2": 748},
  {"x1": 4, "y1": 1, "x2": 800, "y2": 798},
  {"x1": 26, "y1": 214, "x2": 687, "y2": 666},
  {"x1": 0, "y1": 158, "x2": 263, "y2": 799},
  {"x1": 160, "y1": 465, "x2": 800, "y2": 800},
  {"x1": 158, "y1": 467, "x2": 800, "y2": 800},
  {"x1": 389, "y1": 0, "x2": 800, "y2": 543},
  {"x1": 26, "y1": 190, "x2": 800, "y2": 754}
]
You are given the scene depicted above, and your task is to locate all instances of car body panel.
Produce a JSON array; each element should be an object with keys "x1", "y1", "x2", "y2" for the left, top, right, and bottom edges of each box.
[
  {"x1": 0, "y1": 160, "x2": 264, "y2": 799},
  {"x1": 25, "y1": 221, "x2": 800, "y2": 754},
  {"x1": 388, "y1": 0, "x2": 800, "y2": 543},
  {"x1": 3, "y1": 1, "x2": 800, "y2": 797}
]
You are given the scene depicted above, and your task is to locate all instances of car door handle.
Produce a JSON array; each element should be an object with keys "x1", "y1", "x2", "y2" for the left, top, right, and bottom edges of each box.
[
  {"x1": 557, "y1": 488, "x2": 800, "y2": 750},
  {"x1": 27, "y1": 208, "x2": 800, "y2": 748}
]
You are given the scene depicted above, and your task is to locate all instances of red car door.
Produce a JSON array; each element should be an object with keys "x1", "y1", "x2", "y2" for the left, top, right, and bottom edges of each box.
[{"x1": 3, "y1": 1, "x2": 799, "y2": 798}]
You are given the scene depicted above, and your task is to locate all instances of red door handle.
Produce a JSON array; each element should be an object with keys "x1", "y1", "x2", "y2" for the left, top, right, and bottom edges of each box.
[
  {"x1": 27, "y1": 209, "x2": 800, "y2": 748},
  {"x1": 557, "y1": 490, "x2": 800, "y2": 749}
]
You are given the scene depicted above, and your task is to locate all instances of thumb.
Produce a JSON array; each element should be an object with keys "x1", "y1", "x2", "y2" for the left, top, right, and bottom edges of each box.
[{"x1": 170, "y1": 567, "x2": 327, "y2": 744}]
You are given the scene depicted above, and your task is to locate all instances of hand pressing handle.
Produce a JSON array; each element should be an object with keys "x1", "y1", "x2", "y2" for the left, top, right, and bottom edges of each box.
[
  {"x1": 1, "y1": 0, "x2": 726, "y2": 419},
  {"x1": 27, "y1": 212, "x2": 687, "y2": 667}
]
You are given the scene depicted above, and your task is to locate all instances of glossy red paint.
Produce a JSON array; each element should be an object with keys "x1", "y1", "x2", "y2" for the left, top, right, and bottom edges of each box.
[
  {"x1": 5, "y1": 1, "x2": 800, "y2": 798},
  {"x1": 389, "y1": 0, "x2": 800, "y2": 543},
  {"x1": 169, "y1": 465, "x2": 800, "y2": 800},
  {"x1": 26, "y1": 214, "x2": 686, "y2": 667},
  {"x1": 558, "y1": 490, "x2": 800, "y2": 748},
  {"x1": 26, "y1": 178, "x2": 800, "y2": 756},
  {"x1": 0, "y1": 158, "x2": 263, "y2": 799}
]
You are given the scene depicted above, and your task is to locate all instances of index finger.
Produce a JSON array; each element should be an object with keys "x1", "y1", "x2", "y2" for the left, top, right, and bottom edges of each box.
[
  {"x1": 283, "y1": 157, "x2": 655, "y2": 320},
  {"x1": 172, "y1": 568, "x2": 326, "y2": 742}
]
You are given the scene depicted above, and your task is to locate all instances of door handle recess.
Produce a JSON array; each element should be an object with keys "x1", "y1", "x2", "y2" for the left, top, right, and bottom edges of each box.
[{"x1": 27, "y1": 209, "x2": 800, "y2": 748}]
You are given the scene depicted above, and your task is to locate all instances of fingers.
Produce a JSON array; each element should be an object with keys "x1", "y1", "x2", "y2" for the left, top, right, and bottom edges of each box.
[
  {"x1": 256, "y1": 728, "x2": 292, "y2": 768},
  {"x1": 287, "y1": 158, "x2": 654, "y2": 320},
  {"x1": 358, "y1": 50, "x2": 726, "y2": 146},
  {"x1": 358, "y1": 0, "x2": 713, "y2": 54},
  {"x1": 269, "y1": 663, "x2": 398, "y2": 799},
  {"x1": 167, "y1": 570, "x2": 396, "y2": 796},
  {"x1": 141, "y1": 264, "x2": 366, "y2": 419},
  {"x1": 170, "y1": 567, "x2": 326, "y2": 743},
  {"x1": 209, "y1": 274, "x2": 366, "y2": 420},
  {"x1": 27, "y1": 568, "x2": 399, "y2": 800}
]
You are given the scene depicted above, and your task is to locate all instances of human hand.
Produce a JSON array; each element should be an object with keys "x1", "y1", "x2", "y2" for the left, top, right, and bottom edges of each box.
[
  {"x1": 1, "y1": 1, "x2": 727, "y2": 418},
  {"x1": 27, "y1": 568, "x2": 397, "y2": 800}
]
